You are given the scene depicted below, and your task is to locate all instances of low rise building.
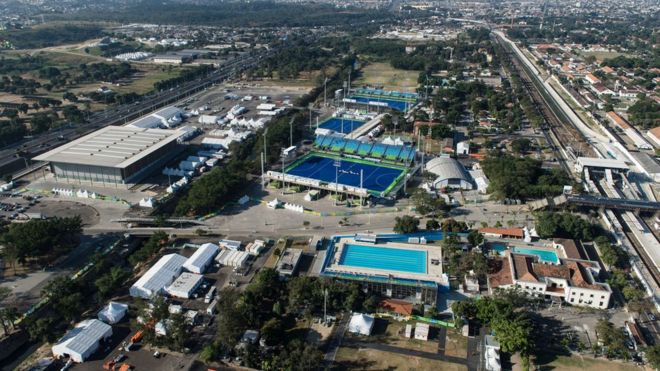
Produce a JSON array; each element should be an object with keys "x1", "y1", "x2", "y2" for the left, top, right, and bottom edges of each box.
[
  {"x1": 166, "y1": 272, "x2": 204, "y2": 299},
  {"x1": 129, "y1": 254, "x2": 187, "y2": 299},
  {"x1": 277, "y1": 248, "x2": 303, "y2": 277},
  {"x1": 52, "y1": 319, "x2": 112, "y2": 363},
  {"x1": 183, "y1": 243, "x2": 219, "y2": 274},
  {"x1": 488, "y1": 251, "x2": 611, "y2": 309}
]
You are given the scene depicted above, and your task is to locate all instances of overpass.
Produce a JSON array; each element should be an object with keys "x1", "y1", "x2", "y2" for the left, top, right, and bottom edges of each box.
[{"x1": 531, "y1": 194, "x2": 660, "y2": 212}]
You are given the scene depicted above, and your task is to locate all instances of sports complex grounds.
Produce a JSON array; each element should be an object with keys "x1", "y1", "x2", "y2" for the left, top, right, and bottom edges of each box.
[
  {"x1": 266, "y1": 134, "x2": 416, "y2": 198},
  {"x1": 320, "y1": 235, "x2": 447, "y2": 305}
]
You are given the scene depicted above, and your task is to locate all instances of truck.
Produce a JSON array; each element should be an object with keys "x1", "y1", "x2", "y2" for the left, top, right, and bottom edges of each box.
[{"x1": 204, "y1": 286, "x2": 217, "y2": 304}]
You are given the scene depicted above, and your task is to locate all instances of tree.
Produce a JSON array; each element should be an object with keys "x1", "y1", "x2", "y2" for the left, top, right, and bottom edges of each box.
[
  {"x1": 596, "y1": 319, "x2": 629, "y2": 359},
  {"x1": 426, "y1": 219, "x2": 440, "y2": 230},
  {"x1": 216, "y1": 288, "x2": 247, "y2": 349},
  {"x1": 261, "y1": 318, "x2": 285, "y2": 346},
  {"x1": 646, "y1": 345, "x2": 660, "y2": 369},
  {"x1": 394, "y1": 215, "x2": 419, "y2": 234},
  {"x1": 511, "y1": 138, "x2": 531, "y2": 154},
  {"x1": 95, "y1": 266, "x2": 129, "y2": 299},
  {"x1": 27, "y1": 317, "x2": 56, "y2": 342},
  {"x1": 467, "y1": 230, "x2": 484, "y2": 247},
  {"x1": 491, "y1": 313, "x2": 531, "y2": 354},
  {"x1": 411, "y1": 189, "x2": 449, "y2": 216}
]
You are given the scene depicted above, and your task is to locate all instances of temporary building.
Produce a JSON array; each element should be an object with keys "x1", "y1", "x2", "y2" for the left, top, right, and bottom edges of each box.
[
  {"x1": 215, "y1": 250, "x2": 249, "y2": 268},
  {"x1": 414, "y1": 323, "x2": 430, "y2": 341},
  {"x1": 52, "y1": 319, "x2": 112, "y2": 363},
  {"x1": 348, "y1": 313, "x2": 375, "y2": 336},
  {"x1": 166, "y1": 272, "x2": 204, "y2": 299},
  {"x1": 219, "y1": 239, "x2": 241, "y2": 251},
  {"x1": 183, "y1": 243, "x2": 220, "y2": 274},
  {"x1": 129, "y1": 254, "x2": 187, "y2": 299},
  {"x1": 246, "y1": 240, "x2": 266, "y2": 256},
  {"x1": 97, "y1": 302, "x2": 128, "y2": 324}
]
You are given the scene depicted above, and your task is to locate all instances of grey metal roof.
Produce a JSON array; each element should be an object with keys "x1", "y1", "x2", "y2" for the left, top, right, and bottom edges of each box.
[
  {"x1": 577, "y1": 157, "x2": 628, "y2": 170},
  {"x1": 34, "y1": 126, "x2": 183, "y2": 168},
  {"x1": 425, "y1": 156, "x2": 471, "y2": 182}
]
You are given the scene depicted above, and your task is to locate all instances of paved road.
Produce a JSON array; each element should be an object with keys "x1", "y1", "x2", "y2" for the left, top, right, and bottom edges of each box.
[{"x1": 323, "y1": 314, "x2": 349, "y2": 364}]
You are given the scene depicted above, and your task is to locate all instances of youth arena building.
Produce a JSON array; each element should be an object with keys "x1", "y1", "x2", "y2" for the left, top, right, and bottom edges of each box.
[
  {"x1": 265, "y1": 134, "x2": 418, "y2": 199},
  {"x1": 34, "y1": 126, "x2": 184, "y2": 188},
  {"x1": 320, "y1": 235, "x2": 448, "y2": 305}
]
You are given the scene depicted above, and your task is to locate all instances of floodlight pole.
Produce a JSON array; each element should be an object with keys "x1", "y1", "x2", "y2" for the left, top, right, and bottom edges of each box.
[
  {"x1": 360, "y1": 169, "x2": 364, "y2": 208},
  {"x1": 263, "y1": 127, "x2": 268, "y2": 167},
  {"x1": 261, "y1": 152, "x2": 265, "y2": 189},
  {"x1": 289, "y1": 117, "x2": 294, "y2": 148}
]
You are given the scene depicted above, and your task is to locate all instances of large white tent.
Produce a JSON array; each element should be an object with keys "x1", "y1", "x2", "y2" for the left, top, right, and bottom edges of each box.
[
  {"x1": 97, "y1": 302, "x2": 128, "y2": 324},
  {"x1": 52, "y1": 319, "x2": 112, "y2": 363},
  {"x1": 129, "y1": 253, "x2": 187, "y2": 299},
  {"x1": 183, "y1": 243, "x2": 219, "y2": 274},
  {"x1": 348, "y1": 313, "x2": 375, "y2": 336}
]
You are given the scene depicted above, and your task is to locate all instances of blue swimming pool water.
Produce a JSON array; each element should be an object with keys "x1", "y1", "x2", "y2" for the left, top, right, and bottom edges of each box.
[
  {"x1": 285, "y1": 155, "x2": 403, "y2": 193},
  {"x1": 491, "y1": 243, "x2": 507, "y2": 253},
  {"x1": 339, "y1": 244, "x2": 427, "y2": 274},
  {"x1": 512, "y1": 247, "x2": 559, "y2": 263},
  {"x1": 319, "y1": 118, "x2": 365, "y2": 134}
]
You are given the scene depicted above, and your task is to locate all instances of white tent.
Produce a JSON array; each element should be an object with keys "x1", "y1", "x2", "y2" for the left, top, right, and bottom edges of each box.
[
  {"x1": 52, "y1": 319, "x2": 112, "y2": 363},
  {"x1": 183, "y1": 243, "x2": 220, "y2": 274},
  {"x1": 348, "y1": 313, "x2": 375, "y2": 336},
  {"x1": 97, "y1": 302, "x2": 128, "y2": 324},
  {"x1": 129, "y1": 254, "x2": 187, "y2": 299}
]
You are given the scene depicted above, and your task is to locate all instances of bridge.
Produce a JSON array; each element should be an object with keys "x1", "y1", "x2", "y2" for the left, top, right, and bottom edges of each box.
[{"x1": 529, "y1": 194, "x2": 660, "y2": 212}]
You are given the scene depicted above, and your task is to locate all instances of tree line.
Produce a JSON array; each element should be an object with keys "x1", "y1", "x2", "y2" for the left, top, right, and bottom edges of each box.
[{"x1": 481, "y1": 153, "x2": 571, "y2": 200}]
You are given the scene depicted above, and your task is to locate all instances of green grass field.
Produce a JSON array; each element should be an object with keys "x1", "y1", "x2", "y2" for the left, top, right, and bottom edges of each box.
[
  {"x1": 353, "y1": 62, "x2": 420, "y2": 93},
  {"x1": 113, "y1": 67, "x2": 181, "y2": 95}
]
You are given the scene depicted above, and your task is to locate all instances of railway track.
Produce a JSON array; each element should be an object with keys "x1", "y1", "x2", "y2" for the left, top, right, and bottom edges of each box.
[{"x1": 494, "y1": 36, "x2": 595, "y2": 162}]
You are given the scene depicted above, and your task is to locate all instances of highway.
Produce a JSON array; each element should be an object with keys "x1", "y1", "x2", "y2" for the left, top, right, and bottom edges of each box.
[{"x1": 0, "y1": 37, "x2": 304, "y2": 177}]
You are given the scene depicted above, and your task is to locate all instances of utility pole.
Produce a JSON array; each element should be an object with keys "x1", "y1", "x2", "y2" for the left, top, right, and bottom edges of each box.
[
  {"x1": 324, "y1": 77, "x2": 329, "y2": 108},
  {"x1": 323, "y1": 288, "x2": 328, "y2": 324}
]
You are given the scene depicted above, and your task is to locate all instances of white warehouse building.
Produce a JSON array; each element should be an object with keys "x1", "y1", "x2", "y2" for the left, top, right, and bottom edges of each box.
[
  {"x1": 166, "y1": 272, "x2": 204, "y2": 299},
  {"x1": 183, "y1": 243, "x2": 220, "y2": 274},
  {"x1": 52, "y1": 319, "x2": 113, "y2": 363},
  {"x1": 130, "y1": 253, "x2": 187, "y2": 299}
]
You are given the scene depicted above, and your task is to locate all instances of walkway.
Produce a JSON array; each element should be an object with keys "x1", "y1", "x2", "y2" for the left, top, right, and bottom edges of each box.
[{"x1": 323, "y1": 314, "x2": 349, "y2": 364}]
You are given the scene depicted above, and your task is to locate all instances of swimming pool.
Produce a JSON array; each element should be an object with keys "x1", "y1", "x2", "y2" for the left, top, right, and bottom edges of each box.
[
  {"x1": 491, "y1": 243, "x2": 507, "y2": 254},
  {"x1": 512, "y1": 247, "x2": 559, "y2": 264},
  {"x1": 339, "y1": 244, "x2": 427, "y2": 274}
]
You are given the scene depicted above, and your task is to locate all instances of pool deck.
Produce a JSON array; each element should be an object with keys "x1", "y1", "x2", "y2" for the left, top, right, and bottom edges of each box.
[{"x1": 324, "y1": 238, "x2": 444, "y2": 284}]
